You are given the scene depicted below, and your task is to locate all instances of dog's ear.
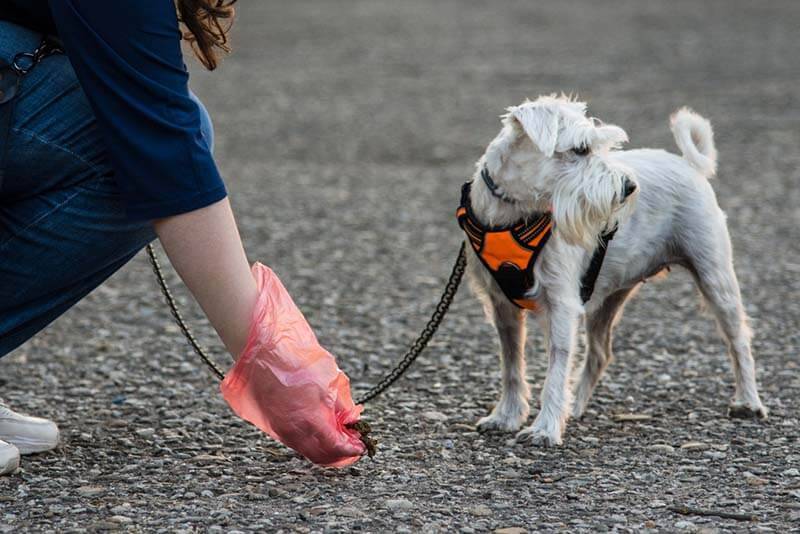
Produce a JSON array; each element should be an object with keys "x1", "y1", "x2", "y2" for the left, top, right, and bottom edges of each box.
[
  {"x1": 591, "y1": 123, "x2": 628, "y2": 150},
  {"x1": 510, "y1": 103, "x2": 560, "y2": 157}
]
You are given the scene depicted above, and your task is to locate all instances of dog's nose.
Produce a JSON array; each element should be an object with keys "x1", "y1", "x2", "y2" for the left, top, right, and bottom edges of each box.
[{"x1": 622, "y1": 178, "x2": 637, "y2": 200}]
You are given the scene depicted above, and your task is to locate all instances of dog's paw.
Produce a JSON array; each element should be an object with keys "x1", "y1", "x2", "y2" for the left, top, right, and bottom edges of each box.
[
  {"x1": 476, "y1": 412, "x2": 524, "y2": 434},
  {"x1": 571, "y1": 381, "x2": 595, "y2": 420},
  {"x1": 571, "y1": 402, "x2": 589, "y2": 420},
  {"x1": 728, "y1": 402, "x2": 768, "y2": 420},
  {"x1": 515, "y1": 426, "x2": 562, "y2": 447},
  {"x1": 475, "y1": 409, "x2": 528, "y2": 433}
]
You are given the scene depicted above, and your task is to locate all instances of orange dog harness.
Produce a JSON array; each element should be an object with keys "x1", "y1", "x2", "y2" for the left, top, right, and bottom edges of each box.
[
  {"x1": 457, "y1": 180, "x2": 553, "y2": 311},
  {"x1": 457, "y1": 169, "x2": 616, "y2": 310}
]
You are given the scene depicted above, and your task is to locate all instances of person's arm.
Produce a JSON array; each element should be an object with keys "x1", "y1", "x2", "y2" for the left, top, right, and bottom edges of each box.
[{"x1": 153, "y1": 198, "x2": 257, "y2": 357}]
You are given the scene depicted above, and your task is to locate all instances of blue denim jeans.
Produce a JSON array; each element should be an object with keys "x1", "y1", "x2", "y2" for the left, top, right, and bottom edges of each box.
[{"x1": 0, "y1": 22, "x2": 214, "y2": 357}]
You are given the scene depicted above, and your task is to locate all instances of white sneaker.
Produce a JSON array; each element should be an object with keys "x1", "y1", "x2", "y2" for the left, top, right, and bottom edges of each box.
[
  {"x1": 0, "y1": 439, "x2": 20, "y2": 475},
  {"x1": 0, "y1": 401, "x2": 60, "y2": 454}
]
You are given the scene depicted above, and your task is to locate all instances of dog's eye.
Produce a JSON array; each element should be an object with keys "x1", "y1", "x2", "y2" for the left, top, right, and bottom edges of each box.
[{"x1": 572, "y1": 145, "x2": 591, "y2": 156}]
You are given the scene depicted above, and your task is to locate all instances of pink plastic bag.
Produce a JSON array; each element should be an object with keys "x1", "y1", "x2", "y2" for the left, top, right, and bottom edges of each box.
[{"x1": 220, "y1": 263, "x2": 366, "y2": 467}]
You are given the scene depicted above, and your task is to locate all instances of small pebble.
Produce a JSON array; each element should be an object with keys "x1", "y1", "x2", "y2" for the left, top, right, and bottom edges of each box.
[
  {"x1": 680, "y1": 441, "x2": 709, "y2": 451},
  {"x1": 470, "y1": 505, "x2": 493, "y2": 517},
  {"x1": 135, "y1": 428, "x2": 155, "y2": 438},
  {"x1": 76, "y1": 486, "x2": 104, "y2": 498},
  {"x1": 385, "y1": 499, "x2": 414, "y2": 512},
  {"x1": 649, "y1": 444, "x2": 675, "y2": 454}
]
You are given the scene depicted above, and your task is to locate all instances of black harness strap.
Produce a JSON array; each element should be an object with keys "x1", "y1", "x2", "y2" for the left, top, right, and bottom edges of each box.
[{"x1": 579, "y1": 228, "x2": 617, "y2": 303}]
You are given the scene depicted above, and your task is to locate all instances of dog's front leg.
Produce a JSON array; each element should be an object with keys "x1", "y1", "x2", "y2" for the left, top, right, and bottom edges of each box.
[
  {"x1": 517, "y1": 301, "x2": 579, "y2": 447},
  {"x1": 476, "y1": 292, "x2": 530, "y2": 433}
]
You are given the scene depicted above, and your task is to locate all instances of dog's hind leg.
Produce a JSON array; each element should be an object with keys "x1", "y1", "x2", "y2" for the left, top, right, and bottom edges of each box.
[
  {"x1": 685, "y1": 223, "x2": 767, "y2": 418},
  {"x1": 476, "y1": 293, "x2": 530, "y2": 433},
  {"x1": 572, "y1": 286, "x2": 638, "y2": 418}
]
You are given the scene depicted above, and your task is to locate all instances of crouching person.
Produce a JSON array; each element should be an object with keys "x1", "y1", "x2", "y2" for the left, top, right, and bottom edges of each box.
[{"x1": 0, "y1": 1, "x2": 364, "y2": 475}]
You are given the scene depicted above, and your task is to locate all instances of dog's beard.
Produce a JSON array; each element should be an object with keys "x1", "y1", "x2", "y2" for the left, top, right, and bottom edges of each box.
[{"x1": 550, "y1": 160, "x2": 635, "y2": 249}]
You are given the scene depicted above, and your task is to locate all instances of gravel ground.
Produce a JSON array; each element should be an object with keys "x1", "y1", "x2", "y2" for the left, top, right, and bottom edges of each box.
[{"x1": 2, "y1": 1, "x2": 799, "y2": 532}]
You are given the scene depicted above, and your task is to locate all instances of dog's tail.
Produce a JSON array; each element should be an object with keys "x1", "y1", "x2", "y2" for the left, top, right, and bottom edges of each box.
[{"x1": 670, "y1": 107, "x2": 718, "y2": 177}]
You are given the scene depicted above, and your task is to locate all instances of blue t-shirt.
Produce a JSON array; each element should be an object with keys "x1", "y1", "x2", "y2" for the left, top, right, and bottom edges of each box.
[{"x1": 2, "y1": 0, "x2": 227, "y2": 220}]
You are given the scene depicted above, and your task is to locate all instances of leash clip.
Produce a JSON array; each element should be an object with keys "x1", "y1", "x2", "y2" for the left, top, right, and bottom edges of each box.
[
  {"x1": 11, "y1": 39, "x2": 63, "y2": 76},
  {"x1": 11, "y1": 52, "x2": 36, "y2": 76}
]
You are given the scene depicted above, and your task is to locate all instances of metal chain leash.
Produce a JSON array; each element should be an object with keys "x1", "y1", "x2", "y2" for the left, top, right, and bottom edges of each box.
[
  {"x1": 146, "y1": 242, "x2": 467, "y2": 405},
  {"x1": 354, "y1": 242, "x2": 466, "y2": 404}
]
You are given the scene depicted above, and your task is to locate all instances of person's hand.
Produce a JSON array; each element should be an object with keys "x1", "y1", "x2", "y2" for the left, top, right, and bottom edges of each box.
[
  {"x1": 263, "y1": 377, "x2": 366, "y2": 466},
  {"x1": 220, "y1": 263, "x2": 366, "y2": 467}
]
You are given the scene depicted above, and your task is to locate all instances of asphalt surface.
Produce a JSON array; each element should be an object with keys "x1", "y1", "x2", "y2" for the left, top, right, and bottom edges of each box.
[{"x1": 2, "y1": 1, "x2": 799, "y2": 532}]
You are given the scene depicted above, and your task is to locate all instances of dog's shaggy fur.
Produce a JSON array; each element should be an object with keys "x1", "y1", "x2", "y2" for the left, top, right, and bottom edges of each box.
[{"x1": 467, "y1": 95, "x2": 766, "y2": 447}]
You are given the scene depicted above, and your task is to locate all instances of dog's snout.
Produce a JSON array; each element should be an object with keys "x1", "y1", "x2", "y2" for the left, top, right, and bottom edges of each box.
[{"x1": 622, "y1": 178, "x2": 637, "y2": 200}]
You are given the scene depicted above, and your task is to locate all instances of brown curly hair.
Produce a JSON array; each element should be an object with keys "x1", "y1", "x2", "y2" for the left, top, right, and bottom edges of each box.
[{"x1": 176, "y1": 0, "x2": 237, "y2": 70}]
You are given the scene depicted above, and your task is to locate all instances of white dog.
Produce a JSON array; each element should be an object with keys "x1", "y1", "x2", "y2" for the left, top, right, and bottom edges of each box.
[{"x1": 464, "y1": 95, "x2": 766, "y2": 447}]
